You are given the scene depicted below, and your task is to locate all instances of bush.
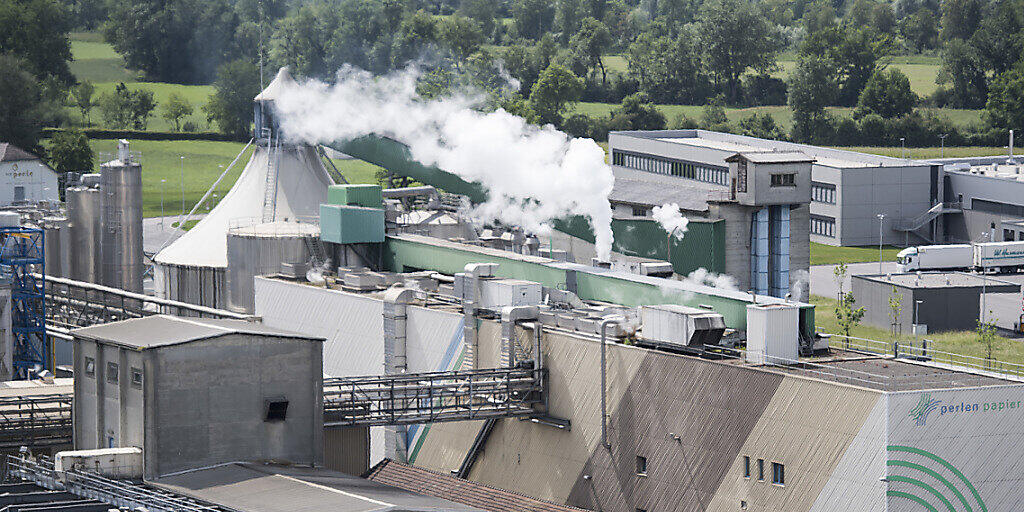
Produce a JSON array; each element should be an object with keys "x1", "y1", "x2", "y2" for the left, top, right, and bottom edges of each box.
[{"x1": 741, "y1": 75, "x2": 788, "y2": 106}]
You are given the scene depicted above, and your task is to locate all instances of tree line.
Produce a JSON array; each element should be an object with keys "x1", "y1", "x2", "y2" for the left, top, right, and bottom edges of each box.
[{"x1": 5, "y1": 0, "x2": 1024, "y2": 153}]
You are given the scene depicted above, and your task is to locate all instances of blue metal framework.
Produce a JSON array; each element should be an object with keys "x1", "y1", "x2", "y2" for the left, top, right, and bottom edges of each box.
[{"x1": 0, "y1": 227, "x2": 47, "y2": 378}]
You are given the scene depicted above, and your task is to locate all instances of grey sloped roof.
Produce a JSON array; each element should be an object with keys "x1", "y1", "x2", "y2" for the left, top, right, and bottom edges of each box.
[
  {"x1": 152, "y1": 462, "x2": 485, "y2": 512},
  {"x1": 0, "y1": 143, "x2": 38, "y2": 162},
  {"x1": 71, "y1": 315, "x2": 323, "y2": 349},
  {"x1": 608, "y1": 178, "x2": 710, "y2": 212}
]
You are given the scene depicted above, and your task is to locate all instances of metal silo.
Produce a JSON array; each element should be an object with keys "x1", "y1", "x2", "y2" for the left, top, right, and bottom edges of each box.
[
  {"x1": 42, "y1": 216, "x2": 71, "y2": 278},
  {"x1": 100, "y1": 140, "x2": 144, "y2": 293},
  {"x1": 67, "y1": 176, "x2": 103, "y2": 284},
  {"x1": 226, "y1": 219, "x2": 318, "y2": 314}
]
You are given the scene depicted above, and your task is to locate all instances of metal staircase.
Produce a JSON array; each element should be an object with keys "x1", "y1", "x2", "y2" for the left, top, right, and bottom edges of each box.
[
  {"x1": 261, "y1": 132, "x2": 281, "y2": 223},
  {"x1": 303, "y1": 236, "x2": 328, "y2": 268},
  {"x1": 894, "y1": 202, "x2": 962, "y2": 242}
]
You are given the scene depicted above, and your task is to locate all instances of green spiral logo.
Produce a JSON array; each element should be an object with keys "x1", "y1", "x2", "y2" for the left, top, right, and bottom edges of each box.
[{"x1": 886, "y1": 445, "x2": 987, "y2": 511}]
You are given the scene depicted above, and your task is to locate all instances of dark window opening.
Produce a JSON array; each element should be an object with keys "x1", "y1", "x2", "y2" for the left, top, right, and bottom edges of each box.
[
  {"x1": 757, "y1": 459, "x2": 764, "y2": 481},
  {"x1": 265, "y1": 400, "x2": 289, "y2": 421},
  {"x1": 106, "y1": 362, "x2": 118, "y2": 384},
  {"x1": 743, "y1": 456, "x2": 750, "y2": 478},
  {"x1": 636, "y1": 455, "x2": 647, "y2": 475},
  {"x1": 770, "y1": 173, "x2": 796, "y2": 187},
  {"x1": 130, "y1": 367, "x2": 143, "y2": 387},
  {"x1": 772, "y1": 462, "x2": 785, "y2": 485},
  {"x1": 84, "y1": 357, "x2": 95, "y2": 377},
  {"x1": 632, "y1": 206, "x2": 648, "y2": 217}
]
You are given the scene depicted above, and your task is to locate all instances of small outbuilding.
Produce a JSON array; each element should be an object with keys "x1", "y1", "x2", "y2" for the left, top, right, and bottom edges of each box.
[
  {"x1": 851, "y1": 272, "x2": 1020, "y2": 333},
  {"x1": 0, "y1": 143, "x2": 60, "y2": 205},
  {"x1": 71, "y1": 315, "x2": 325, "y2": 479}
]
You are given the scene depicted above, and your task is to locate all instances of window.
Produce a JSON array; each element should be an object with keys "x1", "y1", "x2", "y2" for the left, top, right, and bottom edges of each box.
[
  {"x1": 757, "y1": 459, "x2": 764, "y2": 481},
  {"x1": 770, "y1": 173, "x2": 796, "y2": 187},
  {"x1": 771, "y1": 462, "x2": 785, "y2": 486},
  {"x1": 972, "y1": 198, "x2": 1024, "y2": 218},
  {"x1": 265, "y1": 399, "x2": 289, "y2": 421},
  {"x1": 106, "y1": 362, "x2": 118, "y2": 383},
  {"x1": 743, "y1": 456, "x2": 750, "y2": 478},
  {"x1": 632, "y1": 206, "x2": 648, "y2": 217},
  {"x1": 811, "y1": 182, "x2": 836, "y2": 204},
  {"x1": 84, "y1": 357, "x2": 95, "y2": 377},
  {"x1": 13, "y1": 186, "x2": 24, "y2": 202},
  {"x1": 130, "y1": 367, "x2": 143, "y2": 387},
  {"x1": 1005, "y1": 229, "x2": 1016, "y2": 241},
  {"x1": 636, "y1": 455, "x2": 647, "y2": 476},
  {"x1": 636, "y1": 509, "x2": 647, "y2": 512},
  {"x1": 810, "y1": 215, "x2": 836, "y2": 237},
  {"x1": 611, "y1": 150, "x2": 728, "y2": 185}
]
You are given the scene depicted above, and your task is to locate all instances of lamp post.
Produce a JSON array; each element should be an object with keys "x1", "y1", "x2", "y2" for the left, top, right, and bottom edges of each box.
[
  {"x1": 914, "y1": 299, "x2": 923, "y2": 334},
  {"x1": 160, "y1": 179, "x2": 166, "y2": 228},
  {"x1": 877, "y1": 213, "x2": 886, "y2": 273},
  {"x1": 900, "y1": 138, "x2": 906, "y2": 159},
  {"x1": 180, "y1": 156, "x2": 185, "y2": 216},
  {"x1": 981, "y1": 232, "x2": 989, "y2": 324},
  {"x1": 939, "y1": 134, "x2": 948, "y2": 158}
]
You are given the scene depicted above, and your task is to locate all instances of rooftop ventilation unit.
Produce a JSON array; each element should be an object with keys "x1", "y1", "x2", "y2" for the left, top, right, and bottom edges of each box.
[{"x1": 641, "y1": 305, "x2": 726, "y2": 348}]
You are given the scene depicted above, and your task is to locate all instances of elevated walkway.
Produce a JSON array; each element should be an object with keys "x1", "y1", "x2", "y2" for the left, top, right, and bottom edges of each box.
[{"x1": 894, "y1": 202, "x2": 962, "y2": 242}]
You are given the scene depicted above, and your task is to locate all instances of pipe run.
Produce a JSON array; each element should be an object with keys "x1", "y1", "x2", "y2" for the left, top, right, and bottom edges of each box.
[
  {"x1": 599, "y1": 316, "x2": 623, "y2": 450},
  {"x1": 500, "y1": 306, "x2": 538, "y2": 368},
  {"x1": 460, "y1": 263, "x2": 497, "y2": 370}
]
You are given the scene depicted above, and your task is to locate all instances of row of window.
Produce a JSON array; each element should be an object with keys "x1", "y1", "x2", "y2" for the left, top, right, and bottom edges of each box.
[
  {"x1": 972, "y1": 198, "x2": 1024, "y2": 218},
  {"x1": 811, "y1": 181, "x2": 836, "y2": 204},
  {"x1": 743, "y1": 456, "x2": 785, "y2": 486},
  {"x1": 1004, "y1": 229, "x2": 1024, "y2": 241},
  {"x1": 84, "y1": 356, "x2": 143, "y2": 387},
  {"x1": 611, "y1": 150, "x2": 730, "y2": 186},
  {"x1": 810, "y1": 215, "x2": 836, "y2": 237}
]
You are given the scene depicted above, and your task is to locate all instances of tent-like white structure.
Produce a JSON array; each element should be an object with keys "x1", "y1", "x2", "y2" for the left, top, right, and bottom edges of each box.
[{"x1": 153, "y1": 68, "x2": 334, "y2": 308}]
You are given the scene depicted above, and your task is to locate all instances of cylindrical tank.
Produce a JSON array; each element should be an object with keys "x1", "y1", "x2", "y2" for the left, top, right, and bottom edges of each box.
[
  {"x1": 100, "y1": 141, "x2": 143, "y2": 293},
  {"x1": 42, "y1": 216, "x2": 71, "y2": 278},
  {"x1": 67, "y1": 184, "x2": 103, "y2": 284},
  {"x1": 154, "y1": 263, "x2": 227, "y2": 312},
  {"x1": 226, "y1": 220, "x2": 318, "y2": 314}
]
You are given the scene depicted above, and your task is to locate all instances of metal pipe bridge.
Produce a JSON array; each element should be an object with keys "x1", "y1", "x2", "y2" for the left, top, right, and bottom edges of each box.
[{"x1": 1, "y1": 367, "x2": 545, "y2": 448}]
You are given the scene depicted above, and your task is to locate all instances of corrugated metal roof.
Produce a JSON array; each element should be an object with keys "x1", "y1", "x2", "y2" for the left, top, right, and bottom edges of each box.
[
  {"x1": 366, "y1": 459, "x2": 589, "y2": 512},
  {"x1": 152, "y1": 462, "x2": 484, "y2": 512},
  {"x1": 71, "y1": 315, "x2": 323, "y2": 349},
  {"x1": 725, "y1": 151, "x2": 814, "y2": 164}
]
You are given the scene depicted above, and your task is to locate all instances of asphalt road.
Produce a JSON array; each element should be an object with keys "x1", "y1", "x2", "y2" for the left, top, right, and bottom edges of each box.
[{"x1": 811, "y1": 262, "x2": 1024, "y2": 335}]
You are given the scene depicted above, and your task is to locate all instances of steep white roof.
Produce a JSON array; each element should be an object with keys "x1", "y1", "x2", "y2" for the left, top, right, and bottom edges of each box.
[
  {"x1": 254, "y1": 67, "x2": 297, "y2": 102},
  {"x1": 154, "y1": 144, "x2": 333, "y2": 268}
]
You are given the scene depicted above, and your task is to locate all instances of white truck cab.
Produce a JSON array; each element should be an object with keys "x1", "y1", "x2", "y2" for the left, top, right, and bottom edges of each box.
[{"x1": 896, "y1": 247, "x2": 919, "y2": 272}]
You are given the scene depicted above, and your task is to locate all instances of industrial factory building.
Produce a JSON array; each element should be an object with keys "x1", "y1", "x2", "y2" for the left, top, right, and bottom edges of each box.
[
  {"x1": 927, "y1": 154, "x2": 1024, "y2": 242},
  {"x1": 0, "y1": 143, "x2": 60, "y2": 206},
  {"x1": 609, "y1": 130, "x2": 939, "y2": 247}
]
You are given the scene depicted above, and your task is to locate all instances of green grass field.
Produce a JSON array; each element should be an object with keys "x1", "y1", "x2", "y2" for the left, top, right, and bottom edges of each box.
[
  {"x1": 83, "y1": 139, "x2": 384, "y2": 218},
  {"x1": 810, "y1": 242, "x2": 902, "y2": 265},
  {"x1": 69, "y1": 32, "x2": 137, "y2": 83},
  {"x1": 834, "y1": 145, "x2": 1010, "y2": 159},
  {"x1": 811, "y1": 295, "x2": 1024, "y2": 364}
]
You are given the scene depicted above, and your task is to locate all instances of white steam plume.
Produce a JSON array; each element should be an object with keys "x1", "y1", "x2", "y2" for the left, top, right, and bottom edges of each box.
[
  {"x1": 272, "y1": 66, "x2": 616, "y2": 260},
  {"x1": 683, "y1": 267, "x2": 737, "y2": 291},
  {"x1": 651, "y1": 203, "x2": 688, "y2": 239}
]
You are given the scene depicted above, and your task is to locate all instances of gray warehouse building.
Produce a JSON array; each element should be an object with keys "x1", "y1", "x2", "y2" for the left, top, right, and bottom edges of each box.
[
  {"x1": 609, "y1": 130, "x2": 941, "y2": 246},
  {"x1": 71, "y1": 315, "x2": 324, "y2": 479},
  {"x1": 851, "y1": 272, "x2": 1020, "y2": 333},
  {"x1": 927, "y1": 155, "x2": 1024, "y2": 243}
]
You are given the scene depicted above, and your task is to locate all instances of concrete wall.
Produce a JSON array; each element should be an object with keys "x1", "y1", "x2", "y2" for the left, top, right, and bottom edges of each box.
[
  {"x1": 72, "y1": 339, "x2": 146, "y2": 451},
  {"x1": 0, "y1": 159, "x2": 59, "y2": 205},
  {"x1": 835, "y1": 166, "x2": 934, "y2": 246},
  {"x1": 145, "y1": 333, "x2": 323, "y2": 478},
  {"x1": 944, "y1": 171, "x2": 1024, "y2": 243}
]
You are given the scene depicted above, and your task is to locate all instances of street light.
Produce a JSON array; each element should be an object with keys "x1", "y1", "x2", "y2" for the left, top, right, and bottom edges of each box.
[
  {"x1": 877, "y1": 213, "x2": 886, "y2": 273},
  {"x1": 939, "y1": 134, "x2": 948, "y2": 158},
  {"x1": 981, "y1": 232, "x2": 990, "y2": 324},
  {"x1": 900, "y1": 137, "x2": 906, "y2": 159},
  {"x1": 914, "y1": 300, "x2": 923, "y2": 334},
  {"x1": 160, "y1": 179, "x2": 166, "y2": 228},
  {"x1": 180, "y1": 156, "x2": 185, "y2": 216}
]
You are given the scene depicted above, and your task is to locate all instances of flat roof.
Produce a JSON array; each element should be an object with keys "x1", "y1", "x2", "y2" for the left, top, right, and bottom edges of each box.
[
  {"x1": 152, "y1": 462, "x2": 484, "y2": 512},
  {"x1": 608, "y1": 176, "x2": 711, "y2": 211},
  {"x1": 72, "y1": 315, "x2": 323, "y2": 349},
  {"x1": 616, "y1": 129, "x2": 925, "y2": 169},
  {"x1": 766, "y1": 352, "x2": 1015, "y2": 391},
  {"x1": 853, "y1": 272, "x2": 1021, "y2": 292}
]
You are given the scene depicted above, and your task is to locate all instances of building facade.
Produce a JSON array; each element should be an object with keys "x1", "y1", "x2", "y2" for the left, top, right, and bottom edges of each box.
[
  {"x1": 71, "y1": 315, "x2": 324, "y2": 479},
  {"x1": 609, "y1": 130, "x2": 939, "y2": 247},
  {"x1": 0, "y1": 143, "x2": 60, "y2": 206}
]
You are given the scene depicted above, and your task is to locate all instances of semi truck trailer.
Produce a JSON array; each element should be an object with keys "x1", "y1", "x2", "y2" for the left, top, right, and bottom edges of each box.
[{"x1": 897, "y1": 241, "x2": 1024, "y2": 272}]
